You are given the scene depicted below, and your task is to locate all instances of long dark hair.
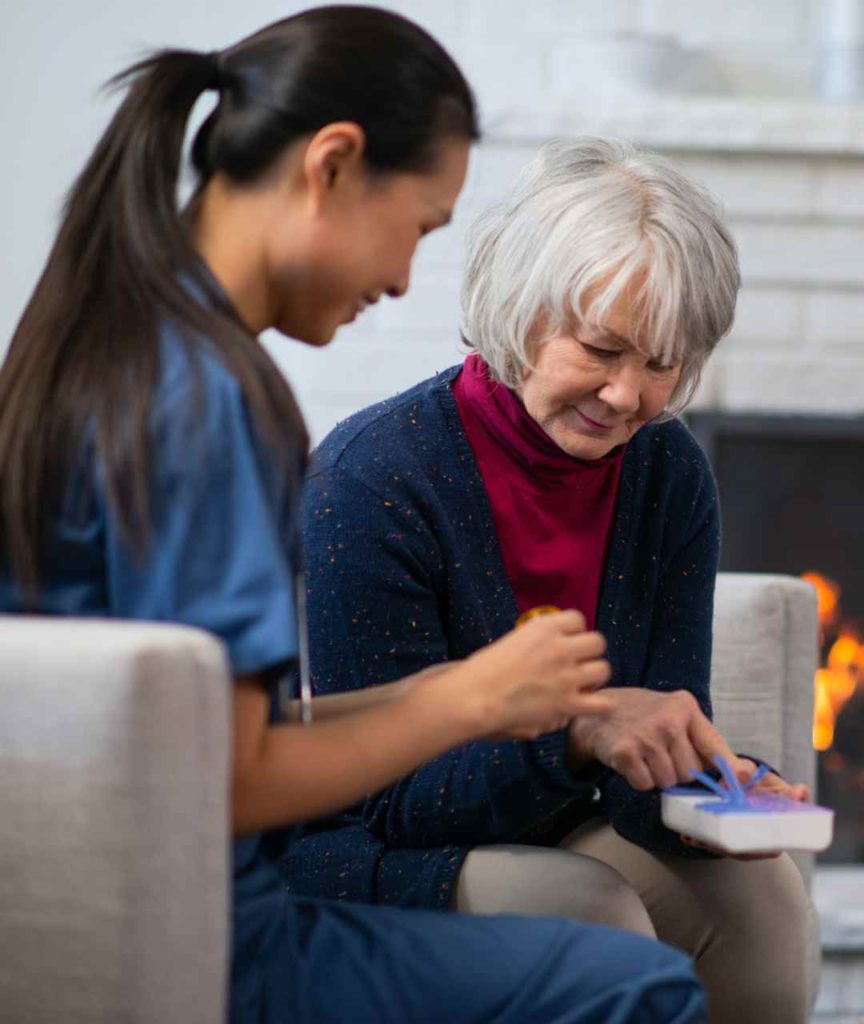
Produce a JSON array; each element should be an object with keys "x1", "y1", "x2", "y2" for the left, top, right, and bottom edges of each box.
[{"x1": 0, "y1": 5, "x2": 479, "y2": 596}]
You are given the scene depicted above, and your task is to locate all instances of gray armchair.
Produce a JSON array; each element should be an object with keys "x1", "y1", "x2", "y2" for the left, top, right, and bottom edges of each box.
[{"x1": 0, "y1": 573, "x2": 819, "y2": 1022}]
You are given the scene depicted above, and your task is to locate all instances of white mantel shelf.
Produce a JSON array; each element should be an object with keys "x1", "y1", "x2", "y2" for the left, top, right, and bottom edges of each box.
[{"x1": 488, "y1": 96, "x2": 864, "y2": 156}]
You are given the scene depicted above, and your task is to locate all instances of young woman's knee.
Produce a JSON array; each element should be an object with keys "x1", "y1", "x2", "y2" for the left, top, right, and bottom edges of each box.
[{"x1": 547, "y1": 925, "x2": 706, "y2": 1024}]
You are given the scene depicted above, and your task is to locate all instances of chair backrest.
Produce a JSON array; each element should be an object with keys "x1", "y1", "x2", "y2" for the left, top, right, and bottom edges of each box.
[{"x1": 0, "y1": 617, "x2": 231, "y2": 1024}]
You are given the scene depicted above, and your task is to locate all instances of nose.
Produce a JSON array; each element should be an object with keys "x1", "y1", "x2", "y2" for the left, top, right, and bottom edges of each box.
[{"x1": 598, "y1": 363, "x2": 643, "y2": 416}]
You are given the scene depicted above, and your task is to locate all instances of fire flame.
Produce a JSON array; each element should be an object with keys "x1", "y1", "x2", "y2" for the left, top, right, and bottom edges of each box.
[{"x1": 803, "y1": 572, "x2": 864, "y2": 751}]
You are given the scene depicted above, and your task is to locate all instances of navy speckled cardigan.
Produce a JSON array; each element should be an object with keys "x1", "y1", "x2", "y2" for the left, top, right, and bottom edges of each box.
[{"x1": 280, "y1": 365, "x2": 719, "y2": 910}]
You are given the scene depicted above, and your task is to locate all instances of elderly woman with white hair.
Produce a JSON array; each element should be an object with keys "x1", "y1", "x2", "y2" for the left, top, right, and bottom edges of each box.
[{"x1": 285, "y1": 138, "x2": 815, "y2": 1022}]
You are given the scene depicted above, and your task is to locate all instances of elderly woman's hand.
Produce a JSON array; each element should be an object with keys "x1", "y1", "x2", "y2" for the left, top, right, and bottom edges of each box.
[
  {"x1": 565, "y1": 687, "x2": 738, "y2": 790},
  {"x1": 678, "y1": 758, "x2": 812, "y2": 860},
  {"x1": 736, "y1": 758, "x2": 811, "y2": 802}
]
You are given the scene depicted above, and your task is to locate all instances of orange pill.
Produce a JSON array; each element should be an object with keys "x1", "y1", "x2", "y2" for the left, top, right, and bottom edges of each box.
[{"x1": 516, "y1": 605, "x2": 561, "y2": 627}]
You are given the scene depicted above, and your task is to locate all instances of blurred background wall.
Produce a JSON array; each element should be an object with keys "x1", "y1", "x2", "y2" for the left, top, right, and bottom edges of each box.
[{"x1": 3, "y1": 0, "x2": 864, "y2": 441}]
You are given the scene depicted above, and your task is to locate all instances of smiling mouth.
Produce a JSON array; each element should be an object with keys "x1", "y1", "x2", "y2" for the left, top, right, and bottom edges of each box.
[
  {"x1": 355, "y1": 294, "x2": 380, "y2": 315},
  {"x1": 577, "y1": 410, "x2": 616, "y2": 432},
  {"x1": 343, "y1": 295, "x2": 378, "y2": 324}
]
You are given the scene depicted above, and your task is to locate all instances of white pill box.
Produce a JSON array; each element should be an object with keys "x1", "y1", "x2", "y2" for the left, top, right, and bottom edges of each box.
[{"x1": 661, "y1": 788, "x2": 835, "y2": 854}]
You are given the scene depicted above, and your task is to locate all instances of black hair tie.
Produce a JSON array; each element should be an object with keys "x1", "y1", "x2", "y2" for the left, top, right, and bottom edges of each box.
[{"x1": 206, "y1": 50, "x2": 223, "y2": 91}]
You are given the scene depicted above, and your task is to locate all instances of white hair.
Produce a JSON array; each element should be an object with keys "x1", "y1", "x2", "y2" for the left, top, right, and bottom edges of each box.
[{"x1": 460, "y1": 137, "x2": 740, "y2": 413}]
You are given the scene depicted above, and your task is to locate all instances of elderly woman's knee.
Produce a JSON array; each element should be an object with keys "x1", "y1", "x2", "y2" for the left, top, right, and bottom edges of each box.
[
  {"x1": 569, "y1": 857, "x2": 657, "y2": 936},
  {"x1": 716, "y1": 854, "x2": 811, "y2": 936},
  {"x1": 455, "y1": 845, "x2": 656, "y2": 938},
  {"x1": 699, "y1": 856, "x2": 815, "y2": 1022}
]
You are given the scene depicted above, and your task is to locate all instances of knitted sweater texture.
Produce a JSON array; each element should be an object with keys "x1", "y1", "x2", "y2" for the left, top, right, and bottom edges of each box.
[{"x1": 280, "y1": 366, "x2": 720, "y2": 909}]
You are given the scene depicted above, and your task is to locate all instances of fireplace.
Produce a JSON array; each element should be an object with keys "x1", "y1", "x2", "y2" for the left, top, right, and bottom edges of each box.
[{"x1": 687, "y1": 411, "x2": 864, "y2": 863}]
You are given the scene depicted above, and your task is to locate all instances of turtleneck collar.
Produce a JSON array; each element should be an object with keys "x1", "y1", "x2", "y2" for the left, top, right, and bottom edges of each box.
[{"x1": 455, "y1": 353, "x2": 625, "y2": 479}]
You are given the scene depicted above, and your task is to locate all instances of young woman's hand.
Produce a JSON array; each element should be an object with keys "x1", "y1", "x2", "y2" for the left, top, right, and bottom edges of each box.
[
  {"x1": 446, "y1": 610, "x2": 612, "y2": 740},
  {"x1": 231, "y1": 617, "x2": 609, "y2": 834}
]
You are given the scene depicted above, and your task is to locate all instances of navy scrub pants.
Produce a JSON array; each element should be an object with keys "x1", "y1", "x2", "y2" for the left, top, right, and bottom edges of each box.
[{"x1": 232, "y1": 891, "x2": 706, "y2": 1023}]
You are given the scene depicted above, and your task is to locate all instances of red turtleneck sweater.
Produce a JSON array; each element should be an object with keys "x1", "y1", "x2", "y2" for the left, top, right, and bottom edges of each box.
[{"x1": 452, "y1": 354, "x2": 624, "y2": 628}]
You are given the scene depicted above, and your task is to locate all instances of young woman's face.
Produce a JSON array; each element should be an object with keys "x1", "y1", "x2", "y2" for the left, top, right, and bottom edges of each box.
[
  {"x1": 269, "y1": 137, "x2": 470, "y2": 345},
  {"x1": 517, "y1": 286, "x2": 683, "y2": 460}
]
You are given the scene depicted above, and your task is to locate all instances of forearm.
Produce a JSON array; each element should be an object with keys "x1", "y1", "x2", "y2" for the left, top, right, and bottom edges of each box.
[
  {"x1": 233, "y1": 676, "x2": 480, "y2": 836},
  {"x1": 282, "y1": 678, "x2": 410, "y2": 723},
  {"x1": 282, "y1": 664, "x2": 454, "y2": 722}
]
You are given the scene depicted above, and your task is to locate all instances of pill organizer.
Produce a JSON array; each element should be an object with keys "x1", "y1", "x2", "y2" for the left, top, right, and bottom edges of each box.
[{"x1": 661, "y1": 756, "x2": 834, "y2": 854}]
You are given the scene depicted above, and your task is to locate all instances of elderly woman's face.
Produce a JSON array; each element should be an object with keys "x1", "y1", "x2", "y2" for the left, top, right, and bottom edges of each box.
[{"x1": 517, "y1": 290, "x2": 682, "y2": 460}]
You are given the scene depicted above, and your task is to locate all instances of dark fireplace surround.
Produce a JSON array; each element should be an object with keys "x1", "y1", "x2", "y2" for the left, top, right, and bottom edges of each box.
[{"x1": 687, "y1": 411, "x2": 864, "y2": 862}]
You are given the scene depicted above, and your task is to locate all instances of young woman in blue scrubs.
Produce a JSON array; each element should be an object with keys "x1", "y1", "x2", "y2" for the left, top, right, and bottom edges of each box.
[{"x1": 0, "y1": 7, "x2": 707, "y2": 1023}]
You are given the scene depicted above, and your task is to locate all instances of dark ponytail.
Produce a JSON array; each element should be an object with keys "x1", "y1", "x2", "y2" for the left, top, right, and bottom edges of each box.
[{"x1": 0, "y1": 6, "x2": 479, "y2": 596}]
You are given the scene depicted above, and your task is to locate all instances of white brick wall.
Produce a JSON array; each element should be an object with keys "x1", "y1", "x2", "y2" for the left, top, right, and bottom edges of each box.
[
  {"x1": 671, "y1": 148, "x2": 864, "y2": 416},
  {"x1": 5, "y1": 0, "x2": 864, "y2": 442},
  {"x1": 274, "y1": 139, "x2": 864, "y2": 436},
  {"x1": 279, "y1": 131, "x2": 864, "y2": 437},
  {"x1": 807, "y1": 292, "x2": 864, "y2": 346},
  {"x1": 274, "y1": 1, "x2": 864, "y2": 439},
  {"x1": 639, "y1": 0, "x2": 812, "y2": 48}
]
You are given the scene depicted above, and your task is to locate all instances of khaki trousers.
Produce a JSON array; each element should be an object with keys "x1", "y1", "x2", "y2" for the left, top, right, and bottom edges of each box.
[{"x1": 455, "y1": 818, "x2": 818, "y2": 1024}]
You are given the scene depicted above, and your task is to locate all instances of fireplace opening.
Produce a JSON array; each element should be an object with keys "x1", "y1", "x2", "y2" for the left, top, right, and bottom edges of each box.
[{"x1": 687, "y1": 412, "x2": 864, "y2": 863}]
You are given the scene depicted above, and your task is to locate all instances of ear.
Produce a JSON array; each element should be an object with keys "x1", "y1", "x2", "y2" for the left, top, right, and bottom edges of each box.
[{"x1": 302, "y1": 122, "x2": 367, "y2": 209}]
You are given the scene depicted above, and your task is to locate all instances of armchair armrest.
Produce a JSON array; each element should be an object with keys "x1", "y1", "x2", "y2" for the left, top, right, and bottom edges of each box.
[
  {"x1": 0, "y1": 617, "x2": 231, "y2": 1023},
  {"x1": 710, "y1": 573, "x2": 819, "y2": 883}
]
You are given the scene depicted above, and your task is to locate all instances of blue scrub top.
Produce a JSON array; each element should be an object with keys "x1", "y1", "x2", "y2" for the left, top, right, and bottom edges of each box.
[
  {"x1": 0, "y1": 322, "x2": 302, "y2": 897},
  {"x1": 0, "y1": 328, "x2": 299, "y2": 669}
]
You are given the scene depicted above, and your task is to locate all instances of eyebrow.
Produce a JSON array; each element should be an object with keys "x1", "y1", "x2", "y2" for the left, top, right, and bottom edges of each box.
[
  {"x1": 597, "y1": 329, "x2": 680, "y2": 365},
  {"x1": 594, "y1": 328, "x2": 633, "y2": 348}
]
